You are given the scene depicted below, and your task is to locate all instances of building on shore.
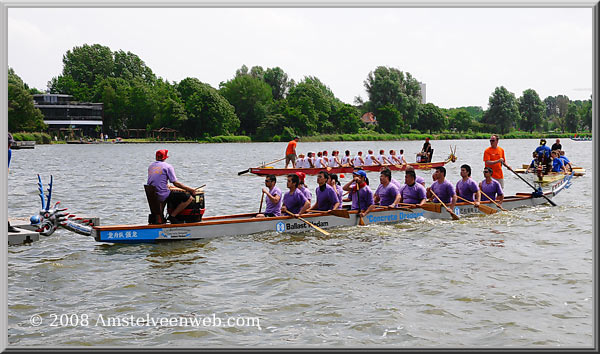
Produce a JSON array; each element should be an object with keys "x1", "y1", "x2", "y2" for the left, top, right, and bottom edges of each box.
[
  {"x1": 418, "y1": 82, "x2": 426, "y2": 104},
  {"x1": 33, "y1": 94, "x2": 103, "y2": 138}
]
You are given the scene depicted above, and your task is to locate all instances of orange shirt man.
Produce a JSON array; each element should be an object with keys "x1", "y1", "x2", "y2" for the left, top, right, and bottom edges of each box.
[
  {"x1": 483, "y1": 134, "x2": 511, "y2": 189},
  {"x1": 285, "y1": 137, "x2": 299, "y2": 168}
]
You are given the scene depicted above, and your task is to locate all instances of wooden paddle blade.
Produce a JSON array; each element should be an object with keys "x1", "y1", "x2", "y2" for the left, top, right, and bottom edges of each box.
[
  {"x1": 301, "y1": 219, "x2": 330, "y2": 235},
  {"x1": 419, "y1": 203, "x2": 441, "y2": 213},
  {"x1": 477, "y1": 204, "x2": 497, "y2": 214},
  {"x1": 358, "y1": 216, "x2": 366, "y2": 226},
  {"x1": 329, "y1": 209, "x2": 350, "y2": 218},
  {"x1": 448, "y1": 209, "x2": 460, "y2": 220},
  {"x1": 237, "y1": 169, "x2": 250, "y2": 176}
]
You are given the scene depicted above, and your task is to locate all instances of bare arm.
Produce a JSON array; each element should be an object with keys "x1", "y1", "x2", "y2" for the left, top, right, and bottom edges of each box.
[{"x1": 172, "y1": 181, "x2": 197, "y2": 196}]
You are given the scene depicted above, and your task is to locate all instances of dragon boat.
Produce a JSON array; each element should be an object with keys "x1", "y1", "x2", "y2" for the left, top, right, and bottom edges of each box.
[
  {"x1": 514, "y1": 164, "x2": 585, "y2": 185},
  {"x1": 241, "y1": 149, "x2": 457, "y2": 177},
  {"x1": 86, "y1": 171, "x2": 573, "y2": 244}
]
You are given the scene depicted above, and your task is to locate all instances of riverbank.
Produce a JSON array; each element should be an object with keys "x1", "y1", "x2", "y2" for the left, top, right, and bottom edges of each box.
[{"x1": 11, "y1": 131, "x2": 592, "y2": 145}]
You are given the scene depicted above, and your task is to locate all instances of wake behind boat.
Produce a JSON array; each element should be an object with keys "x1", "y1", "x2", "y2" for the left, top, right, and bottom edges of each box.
[{"x1": 89, "y1": 172, "x2": 573, "y2": 244}]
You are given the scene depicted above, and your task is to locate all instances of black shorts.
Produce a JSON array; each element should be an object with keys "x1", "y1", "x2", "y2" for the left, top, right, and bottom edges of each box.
[
  {"x1": 166, "y1": 190, "x2": 191, "y2": 206},
  {"x1": 264, "y1": 212, "x2": 277, "y2": 217}
]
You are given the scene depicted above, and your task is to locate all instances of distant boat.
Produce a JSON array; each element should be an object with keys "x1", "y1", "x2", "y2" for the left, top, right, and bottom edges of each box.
[
  {"x1": 571, "y1": 136, "x2": 592, "y2": 141},
  {"x1": 10, "y1": 141, "x2": 35, "y2": 149}
]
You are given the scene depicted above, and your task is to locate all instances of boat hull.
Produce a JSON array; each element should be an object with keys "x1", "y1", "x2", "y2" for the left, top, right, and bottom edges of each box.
[
  {"x1": 91, "y1": 174, "x2": 570, "y2": 244},
  {"x1": 248, "y1": 160, "x2": 449, "y2": 176}
]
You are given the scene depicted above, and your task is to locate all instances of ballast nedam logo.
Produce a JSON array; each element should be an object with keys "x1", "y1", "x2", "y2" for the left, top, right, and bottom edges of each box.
[
  {"x1": 275, "y1": 221, "x2": 329, "y2": 232},
  {"x1": 276, "y1": 222, "x2": 286, "y2": 232}
]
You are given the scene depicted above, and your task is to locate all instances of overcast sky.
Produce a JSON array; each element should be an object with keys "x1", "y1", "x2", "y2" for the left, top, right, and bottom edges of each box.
[{"x1": 7, "y1": 6, "x2": 593, "y2": 108}]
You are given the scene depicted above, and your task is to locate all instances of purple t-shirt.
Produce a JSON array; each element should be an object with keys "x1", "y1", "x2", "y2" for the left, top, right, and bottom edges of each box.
[
  {"x1": 265, "y1": 186, "x2": 283, "y2": 216},
  {"x1": 351, "y1": 185, "x2": 374, "y2": 211},
  {"x1": 147, "y1": 161, "x2": 177, "y2": 202},
  {"x1": 390, "y1": 178, "x2": 403, "y2": 190},
  {"x1": 480, "y1": 179, "x2": 503, "y2": 201},
  {"x1": 283, "y1": 189, "x2": 308, "y2": 214},
  {"x1": 375, "y1": 183, "x2": 399, "y2": 206},
  {"x1": 315, "y1": 184, "x2": 339, "y2": 211},
  {"x1": 430, "y1": 179, "x2": 455, "y2": 204},
  {"x1": 416, "y1": 175, "x2": 426, "y2": 186},
  {"x1": 456, "y1": 177, "x2": 479, "y2": 202},
  {"x1": 299, "y1": 185, "x2": 312, "y2": 202},
  {"x1": 335, "y1": 185, "x2": 343, "y2": 209},
  {"x1": 398, "y1": 183, "x2": 427, "y2": 204}
]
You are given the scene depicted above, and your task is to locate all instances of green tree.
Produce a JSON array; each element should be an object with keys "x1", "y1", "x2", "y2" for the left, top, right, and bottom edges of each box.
[
  {"x1": 364, "y1": 66, "x2": 421, "y2": 131},
  {"x1": 93, "y1": 77, "x2": 131, "y2": 132},
  {"x1": 544, "y1": 96, "x2": 557, "y2": 118},
  {"x1": 579, "y1": 98, "x2": 592, "y2": 131},
  {"x1": 375, "y1": 104, "x2": 404, "y2": 134},
  {"x1": 177, "y1": 78, "x2": 239, "y2": 137},
  {"x1": 263, "y1": 67, "x2": 293, "y2": 100},
  {"x1": 482, "y1": 86, "x2": 520, "y2": 134},
  {"x1": 518, "y1": 89, "x2": 545, "y2": 132},
  {"x1": 8, "y1": 67, "x2": 47, "y2": 132},
  {"x1": 286, "y1": 76, "x2": 338, "y2": 135},
  {"x1": 255, "y1": 113, "x2": 289, "y2": 141},
  {"x1": 450, "y1": 109, "x2": 472, "y2": 132},
  {"x1": 49, "y1": 44, "x2": 114, "y2": 101},
  {"x1": 219, "y1": 74, "x2": 273, "y2": 136},
  {"x1": 330, "y1": 103, "x2": 361, "y2": 134},
  {"x1": 416, "y1": 103, "x2": 446, "y2": 133},
  {"x1": 565, "y1": 103, "x2": 579, "y2": 132},
  {"x1": 151, "y1": 79, "x2": 187, "y2": 131},
  {"x1": 113, "y1": 50, "x2": 156, "y2": 84}
]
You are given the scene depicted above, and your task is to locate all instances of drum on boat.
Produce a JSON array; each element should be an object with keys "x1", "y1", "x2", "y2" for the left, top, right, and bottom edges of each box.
[{"x1": 166, "y1": 191, "x2": 206, "y2": 223}]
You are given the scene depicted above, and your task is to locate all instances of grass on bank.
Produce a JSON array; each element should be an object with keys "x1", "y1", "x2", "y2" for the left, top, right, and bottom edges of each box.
[{"x1": 10, "y1": 131, "x2": 592, "y2": 144}]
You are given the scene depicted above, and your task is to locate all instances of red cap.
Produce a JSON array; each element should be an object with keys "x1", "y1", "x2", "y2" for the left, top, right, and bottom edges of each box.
[
  {"x1": 295, "y1": 172, "x2": 306, "y2": 181},
  {"x1": 156, "y1": 149, "x2": 169, "y2": 161},
  {"x1": 426, "y1": 137, "x2": 430, "y2": 141}
]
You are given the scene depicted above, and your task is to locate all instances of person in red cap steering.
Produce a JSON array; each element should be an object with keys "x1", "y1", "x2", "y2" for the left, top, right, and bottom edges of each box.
[
  {"x1": 147, "y1": 149, "x2": 197, "y2": 224},
  {"x1": 420, "y1": 137, "x2": 433, "y2": 163}
]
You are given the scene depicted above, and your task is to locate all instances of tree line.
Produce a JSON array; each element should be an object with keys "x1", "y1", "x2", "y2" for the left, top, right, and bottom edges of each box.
[{"x1": 8, "y1": 43, "x2": 592, "y2": 140}]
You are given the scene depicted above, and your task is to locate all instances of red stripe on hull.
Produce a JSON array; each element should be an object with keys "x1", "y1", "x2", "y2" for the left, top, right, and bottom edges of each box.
[{"x1": 249, "y1": 161, "x2": 448, "y2": 176}]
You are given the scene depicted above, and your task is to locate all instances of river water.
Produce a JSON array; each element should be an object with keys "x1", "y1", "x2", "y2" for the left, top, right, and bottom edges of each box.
[{"x1": 6, "y1": 139, "x2": 593, "y2": 348}]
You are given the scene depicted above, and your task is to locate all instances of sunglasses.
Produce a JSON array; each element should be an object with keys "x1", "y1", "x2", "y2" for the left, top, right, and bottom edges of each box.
[{"x1": 489, "y1": 139, "x2": 496, "y2": 142}]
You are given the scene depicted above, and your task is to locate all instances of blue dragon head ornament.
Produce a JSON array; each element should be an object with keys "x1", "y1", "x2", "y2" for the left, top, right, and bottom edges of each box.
[{"x1": 29, "y1": 175, "x2": 93, "y2": 237}]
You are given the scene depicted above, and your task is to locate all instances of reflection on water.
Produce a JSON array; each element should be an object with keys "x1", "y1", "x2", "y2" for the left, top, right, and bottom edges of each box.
[{"x1": 7, "y1": 139, "x2": 593, "y2": 347}]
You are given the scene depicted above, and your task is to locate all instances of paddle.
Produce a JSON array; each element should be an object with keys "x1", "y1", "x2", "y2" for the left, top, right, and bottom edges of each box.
[
  {"x1": 329, "y1": 209, "x2": 350, "y2": 218},
  {"x1": 456, "y1": 195, "x2": 497, "y2": 215},
  {"x1": 380, "y1": 205, "x2": 415, "y2": 213},
  {"x1": 397, "y1": 202, "x2": 439, "y2": 213},
  {"x1": 355, "y1": 184, "x2": 365, "y2": 226},
  {"x1": 258, "y1": 191, "x2": 264, "y2": 214},
  {"x1": 284, "y1": 210, "x2": 330, "y2": 236},
  {"x1": 503, "y1": 162, "x2": 557, "y2": 207},
  {"x1": 479, "y1": 190, "x2": 508, "y2": 212},
  {"x1": 238, "y1": 157, "x2": 286, "y2": 175},
  {"x1": 429, "y1": 189, "x2": 460, "y2": 220}
]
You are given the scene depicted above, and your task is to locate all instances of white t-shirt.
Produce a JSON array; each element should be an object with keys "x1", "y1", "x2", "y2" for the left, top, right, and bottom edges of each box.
[
  {"x1": 353, "y1": 156, "x2": 363, "y2": 167},
  {"x1": 364, "y1": 154, "x2": 376, "y2": 166},
  {"x1": 315, "y1": 157, "x2": 323, "y2": 168},
  {"x1": 341, "y1": 156, "x2": 350, "y2": 165},
  {"x1": 377, "y1": 155, "x2": 387, "y2": 164},
  {"x1": 295, "y1": 158, "x2": 304, "y2": 168},
  {"x1": 304, "y1": 157, "x2": 314, "y2": 167}
]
